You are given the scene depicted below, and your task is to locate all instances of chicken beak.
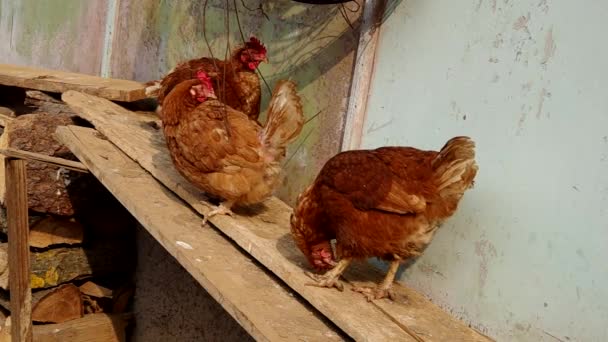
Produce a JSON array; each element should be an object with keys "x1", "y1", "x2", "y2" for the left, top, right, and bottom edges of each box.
[{"x1": 262, "y1": 56, "x2": 269, "y2": 63}]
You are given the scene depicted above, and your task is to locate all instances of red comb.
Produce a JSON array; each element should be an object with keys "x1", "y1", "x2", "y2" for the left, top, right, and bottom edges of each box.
[
  {"x1": 248, "y1": 36, "x2": 267, "y2": 54},
  {"x1": 196, "y1": 70, "x2": 213, "y2": 89}
]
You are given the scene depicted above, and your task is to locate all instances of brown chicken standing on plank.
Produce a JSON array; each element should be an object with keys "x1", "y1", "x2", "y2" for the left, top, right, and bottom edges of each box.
[
  {"x1": 147, "y1": 36, "x2": 267, "y2": 122},
  {"x1": 290, "y1": 137, "x2": 478, "y2": 301},
  {"x1": 162, "y1": 71, "x2": 304, "y2": 224}
]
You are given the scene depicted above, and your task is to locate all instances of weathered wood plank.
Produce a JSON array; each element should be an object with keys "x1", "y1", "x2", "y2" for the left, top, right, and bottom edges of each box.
[
  {"x1": 61, "y1": 92, "x2": 416, "y2": 341},
  {"x1": 55, "y1": 125, "x2": 347, "y2": 342},
  {"x1": 0, "y1": 149, "x2": 88, "y2": 173},
  {"x1": 0, "y1": 64, "x2": 146, "y2": 102},
  {"x1": 5, "y1": 158, "x2": 32, "y2": 342}
]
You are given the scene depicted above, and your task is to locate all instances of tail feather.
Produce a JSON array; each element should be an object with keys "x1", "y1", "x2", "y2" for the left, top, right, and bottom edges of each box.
[
  {"x1": 432, "y1": 136, "x2": 478, "y2": 197},
  {"x1": 260, "y1": 80, "x2": 304, "y2": 160},
  {"x1": 144, "y1": 80, "x2": 161, "y2": 97}
]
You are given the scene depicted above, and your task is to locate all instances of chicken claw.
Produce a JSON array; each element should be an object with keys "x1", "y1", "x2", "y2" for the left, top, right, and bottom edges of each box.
[
  {"x1": 201, "y1": 201, "x2": 234, "y2": 226},
  {"x1": 352, "y1": 260, "x2": 400, "y2": 301},
  {"x1": 304, "y1": 271, "x2": 344, "y2": 291},
  {"x1": 352, "y1": 286, "x2": 396, "y2": 301},
  {"x1": 303, "y1": 257, "x2": 352, "y2": 292}
]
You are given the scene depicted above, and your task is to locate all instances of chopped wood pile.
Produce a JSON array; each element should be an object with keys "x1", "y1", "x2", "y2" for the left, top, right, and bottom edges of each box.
[{"x1": 0, "y1": 84, "x2": 138, "y2": 341}]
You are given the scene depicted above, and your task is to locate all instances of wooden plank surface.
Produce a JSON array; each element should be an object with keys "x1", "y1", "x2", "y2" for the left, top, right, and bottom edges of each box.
[
  {"x1": 0, "y1": 149, "x2": 88, "y2": 173},
  {"x1": 0, "y1": 64, "x2": 146, "y2": 102},
  {"x1": 55, "y1": 125, "x2": 347, "y2": 342},
  {"x1": 62, "y1": 91, "x2": 494, "y2": 341},
  {"x1": 5, "y1": 159, "x2": 32, "y2": 342}
]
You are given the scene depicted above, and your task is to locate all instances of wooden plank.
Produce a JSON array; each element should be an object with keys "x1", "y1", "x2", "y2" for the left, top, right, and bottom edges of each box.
[
  {"x1": 0, "y1": 64, "x2": 146, "y2": 102},
  {"x1": 0, "y1": 113, "x2": 13, "y2": 127},
  {"x1": 5, "y1": 158, "x2": 32, "y2": 342},
  {"x1": 0, "y1": 149, "x2": 88, "y2": 173},
  {"x1": 61, "y1": 92, "x2": 416, "y2": 341},
  {"x1": 32, "y1": 313, "x2": 131, "y2": 342},
  {"x1": 62, "y1": 91, "x2": 493, "y2": 342},
  {"x1": 341, "y1": 0, "x2": 386, "y2": 151},
  {"x1": 55, "y1": 125, "x2": 347, "y2": 342}
]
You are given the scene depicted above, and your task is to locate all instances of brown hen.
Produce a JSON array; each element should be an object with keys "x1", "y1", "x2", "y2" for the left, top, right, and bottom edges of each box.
[
  {"x1": 290, "y1": 137, "x2": 478, "y2": 301},
  {"x1": 162, "y1": 71, "x2": 304, "y2": 224},
  {"x1": 147, "y1": 36, "x2": 267, "y2": 122}
]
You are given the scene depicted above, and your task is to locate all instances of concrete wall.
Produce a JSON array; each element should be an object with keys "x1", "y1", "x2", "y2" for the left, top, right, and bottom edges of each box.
[
  {"x1": 0, "y1": 0, "x2": 108, "y2": 74},
  {"x1": 133, "y1": 225, "x2": 253, "y2": 342},
  {"x1": 355, "y1": 1, "x2": 608, "y2": 341}
]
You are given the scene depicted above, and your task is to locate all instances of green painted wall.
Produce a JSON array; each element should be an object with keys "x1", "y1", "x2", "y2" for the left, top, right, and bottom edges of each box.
[{"x1": 109, "y1": 0, "x2": 360, "y2": 205}]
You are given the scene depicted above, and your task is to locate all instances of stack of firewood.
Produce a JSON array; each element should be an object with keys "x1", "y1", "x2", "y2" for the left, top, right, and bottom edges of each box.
[{"x1": 0, "y1": 86, "x2": 135, "y2": 341}]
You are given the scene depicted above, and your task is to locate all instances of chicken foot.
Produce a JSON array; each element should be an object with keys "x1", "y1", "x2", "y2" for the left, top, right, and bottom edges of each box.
[
  {"x1": 352, "y1": 260, "x2": 400, "y2": 301},
  {"x1": 201, "y1": 200, "x2": 235, "y2": 226},
  {"x1": 304, "y1": 257, "x2": 352, "y2": 292}
]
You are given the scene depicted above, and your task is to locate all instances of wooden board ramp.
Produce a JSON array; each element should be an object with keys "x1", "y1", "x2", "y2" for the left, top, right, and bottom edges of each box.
[
  {"x1": 61, "y1": 90, "x2": 493, "y2": 342},
  {"x1": 0, "y1": 64, "x2": 146, "y2": 102},
  {"x1": 55, "y1": 126, "x2": 347, "y2": 342}
]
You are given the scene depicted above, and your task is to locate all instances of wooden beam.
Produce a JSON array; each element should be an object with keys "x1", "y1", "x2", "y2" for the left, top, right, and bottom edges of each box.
[
  {"x1": 5, "y1": 158, "x2": 32, "y2": 342},
  {"x1": 0, "y1": 64, "x2": 146, "y2": 102},
  {"x1": 340, "y1": 0, "x2": 387, "y2": 151},
  {"x1": 61, "y1": 90, "x2": 493, "y2": 342},
  {"x1": 55, "y1": 125, "x2": 347, "y2": 342},
  {"x1": 0, "y1": 148, "x2": 88, "y2": 173}
]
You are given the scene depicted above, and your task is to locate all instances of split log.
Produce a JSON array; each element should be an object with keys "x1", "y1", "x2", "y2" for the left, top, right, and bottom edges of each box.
[
  {"x1": 31, "y1": 284, "x2": 83, "y2": 324},
  {"x1": 1, "y1": 285, "x2": 85, "y2": 319},
  {"x1": 33, "y1": 313, "x2": 132, "y2": 342},
  {"x1": 23, "y1": 91, "x2": 76, "y2": 117},
  {"x1": 0, "y1": 113, "x2": 89, "y2": 215},
  {"x1": 0, "y1": 288, "x2": 53, "y2": 313},
  {"x1": 28, "y1": 217, "x2": 84, "y2": 249},
  {"x1": 0, "y1": 206, "x2": 45, "y2": 237},
  {"x1": 80, "y1": 281, "x2": 113, "y2": 314},
  {"x1": 0, "y1": 313, "x2": 131, "y2": 342},
  {"x1": 0, "y1": 242, "x2": 134, "y2": 290},
  {"x1": 78, "y1": 281, "x2": 112, "y2": 298},
  {"x1": 0, "y1": 210, "x2": 83, "y2": 247}
]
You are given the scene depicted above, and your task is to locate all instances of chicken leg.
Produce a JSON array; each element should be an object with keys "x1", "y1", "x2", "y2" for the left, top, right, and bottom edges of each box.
[
  {"x1": 352, "y1": 260, "x2": 400, "y2": 301},
  {"x1": 305, "y1": 257, "x2": 352, "y2": 292},
  {"x1": 201, "y1": 200, "x2": 235, "y2": 226}
]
